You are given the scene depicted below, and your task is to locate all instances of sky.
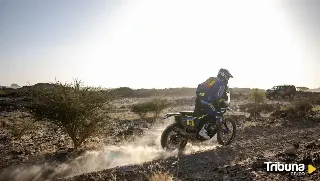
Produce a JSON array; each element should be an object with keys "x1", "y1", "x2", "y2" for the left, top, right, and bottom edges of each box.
[{"x1": 0, "y1": 0, "x2": 319, "y2": 89}]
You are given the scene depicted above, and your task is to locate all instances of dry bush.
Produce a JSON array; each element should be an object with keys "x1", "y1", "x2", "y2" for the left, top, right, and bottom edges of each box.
[
  {"x1": 240, "y1": 103, "x2": 280, "y2": 118},
  {"x1": 240, "y1": 103, "x2": 280, "y2": 113},
  {"x1": 249, "y1": 88, "x2": 266, "y2": 104},
  {"x1": 280, "y1": 104, "x2": 294, "y2": 112},
  {"x1": 246, "y1": 89, "x2": 266, "y2": 118},
  {"x1": 113, "y1": 87, "x2": 134, "y2": 97},
  {"x1": 150, "y1": 98, "x2": 171, "y2": 118},
  {"x1": 242, "y1": 121, "x2": 258, "y2": 130},
  {"x1": 293, "y1": 99, "x2": 313, "y2": 112},
  {"x1": 131, "y1": 98, "x2": 171, "y2": 119},
  {"x1": 11, "y1": 118, "x2": 35, "y2": 139},
  {"x1": 312, "y1": 105, "x2": 320, "y2": 112},
  {"x1": 281, "y1": 100, "x2": 312, "y2": 112},
  {"x1": 26, "y1": 79, "x2": 115, "y2": 148},
  {"x1": 149, "y1": 172, "x2": 173, "y2": 181},
  {"x1": 131, "y1": 102, "x2": 152, "y2": 119},
  {"x1": 275, "y1": 100, "x2": 313, "y2": 119}
]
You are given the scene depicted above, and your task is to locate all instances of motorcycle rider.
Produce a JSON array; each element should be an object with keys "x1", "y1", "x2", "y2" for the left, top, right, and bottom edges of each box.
[{"x1": 193, "y1": 68, "x2": 233, "y2": 139}]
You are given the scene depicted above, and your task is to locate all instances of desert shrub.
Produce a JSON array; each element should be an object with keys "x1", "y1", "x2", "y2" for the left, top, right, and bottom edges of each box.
[
  {"x1": 281, "y1": 100, "x2": 312, "y2": 112},
  {"x1": 27, "y1": 79, "x2": 115, "y2": 148},
  {"x1": 131, "y1": 102, "x2": 153, "y2": 119},
  {"x1": 11, "y1": 118, "x2": 35, "y2": 139},
  {"x1": 149, "y1": 172, "x2": 172, "y2": 181},
  {"x1": 150, "y1": 98, "x2": 171, "y2": 117},
  {"x1": 277, "y1": 100, "x2": 313, "y2": 119},
  {"x1": 239, "y1": 102, "x2": 279, "y2": 118},
  {"x1": 249, "y1": 88, "x2": 266, "y2": 104},
  {"x1": 280, "y1": 105, "x2": 295, "y2": 112},
  {"x1": 246, "y1": 89, "x2": 266, "y2": 118},
  {"x1": 293, "y1": 99, "x2": 312, "y2": 112},
  {"x1": 240, "y1": 103, "x2": 279, "y2": 113},
  {"x1": 113, "y1": 87, "x2": 134, "y2": 97},
  {"x1": 131, "y1": 98, "x2": 171, "y2": 119}
]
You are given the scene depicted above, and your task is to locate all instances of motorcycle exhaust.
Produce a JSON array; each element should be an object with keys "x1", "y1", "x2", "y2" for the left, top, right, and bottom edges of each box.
[{"x1": 173, "y1": 127, "x2": 194, "y2": 139}]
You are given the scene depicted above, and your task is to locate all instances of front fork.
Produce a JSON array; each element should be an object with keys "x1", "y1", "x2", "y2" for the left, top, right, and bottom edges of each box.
[
  {"x1": 208, "y1": 116, "x2": 230, "y2": 136},
  {"x1": 216, "y1": 116, "x2": 231, "y2": 134}
]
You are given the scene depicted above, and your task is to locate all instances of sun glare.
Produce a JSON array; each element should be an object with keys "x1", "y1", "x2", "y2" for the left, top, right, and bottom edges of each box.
[{"x1": 70, "y1": 0, "x2": 305, "y2": 89}]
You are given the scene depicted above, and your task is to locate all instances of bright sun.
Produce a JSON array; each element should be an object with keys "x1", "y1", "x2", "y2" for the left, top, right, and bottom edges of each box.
[{"x1": 76, "y1": 0, "x2": 304, "y2": 89}]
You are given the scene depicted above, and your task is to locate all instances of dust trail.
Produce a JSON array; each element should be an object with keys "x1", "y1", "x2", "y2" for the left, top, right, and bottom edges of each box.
[{"x1": 0, "y1": 118, "x2": 218, "y2": 181}]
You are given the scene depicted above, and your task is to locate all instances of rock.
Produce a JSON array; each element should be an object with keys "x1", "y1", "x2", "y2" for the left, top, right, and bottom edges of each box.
[{"x1": 283, "y1": 143, "x2": 299, "y2": 156}]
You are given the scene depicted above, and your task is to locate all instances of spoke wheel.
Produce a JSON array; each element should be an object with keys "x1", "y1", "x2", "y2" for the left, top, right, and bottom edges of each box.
[{"x1": 217, "y1": 117, "x2": 236, "y2": 146}]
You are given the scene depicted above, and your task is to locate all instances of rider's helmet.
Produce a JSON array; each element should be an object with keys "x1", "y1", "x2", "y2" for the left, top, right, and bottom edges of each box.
[{"x1": 217, "y1": 68, "x2": 233, "y2": 84}]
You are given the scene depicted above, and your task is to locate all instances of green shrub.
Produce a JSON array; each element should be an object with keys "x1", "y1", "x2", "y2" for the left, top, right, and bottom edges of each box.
[
  {"x1": 131, "y1": 98, "x2": 171, "y2": 119},
  {"x1": 249, "y1": 88, "x2": 266, "y2": 104},
  {"x1": 246, "y1": 89, "x2": 266, "y2": 119},
  {"x1": 131, "y1": 101, "x2": 154, "y2": 119},
  {"x1": 27, "y1": 79, "x2": 115, "y2": 148}
]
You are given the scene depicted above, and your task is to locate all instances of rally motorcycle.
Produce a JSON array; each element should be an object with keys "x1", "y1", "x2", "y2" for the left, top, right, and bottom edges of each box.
[{"x1": 160, "y1": 90, "x2": 236, "y2": 151}]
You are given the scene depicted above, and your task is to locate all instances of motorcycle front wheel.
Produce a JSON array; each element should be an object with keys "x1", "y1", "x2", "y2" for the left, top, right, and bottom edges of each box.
[{"x1": 216, "y1": 117, "x2": 236, "y2": 146}]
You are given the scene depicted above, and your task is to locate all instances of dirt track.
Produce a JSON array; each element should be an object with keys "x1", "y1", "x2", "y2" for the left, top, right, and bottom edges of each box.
[{"x1": 55, "y1": 118, "x2": 320, "y2": 181}]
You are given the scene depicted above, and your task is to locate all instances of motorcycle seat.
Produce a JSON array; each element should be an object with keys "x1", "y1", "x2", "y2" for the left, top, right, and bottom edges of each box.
[{"x1": 179, "y1": 111, "x2": 195, "y2": 116}]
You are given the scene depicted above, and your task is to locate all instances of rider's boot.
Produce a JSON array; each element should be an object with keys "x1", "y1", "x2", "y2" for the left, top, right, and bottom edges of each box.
[{"x1": 198, "y1": 124, "x2": 210, "y2": 139}]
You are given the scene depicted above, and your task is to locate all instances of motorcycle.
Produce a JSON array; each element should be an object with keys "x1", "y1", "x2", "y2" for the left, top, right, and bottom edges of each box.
[{"x1": 160, "y1": 90, "x2": 236, "y2": 152}]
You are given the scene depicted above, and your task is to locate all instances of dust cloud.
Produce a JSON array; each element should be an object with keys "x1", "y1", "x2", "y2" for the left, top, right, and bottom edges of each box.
[{"x1": 0, "y1": 118, "x2": 218, "y2": 181}]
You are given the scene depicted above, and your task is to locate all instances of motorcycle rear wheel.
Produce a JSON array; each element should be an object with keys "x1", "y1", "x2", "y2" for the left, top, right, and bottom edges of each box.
[{"x1": 161, "y1": 123, "x2": 188, "y2": 152}]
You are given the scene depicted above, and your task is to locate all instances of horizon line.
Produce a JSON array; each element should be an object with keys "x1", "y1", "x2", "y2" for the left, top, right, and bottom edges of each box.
[{"x1": 1, "y1": 83, "x2": 319, "y2": 90}]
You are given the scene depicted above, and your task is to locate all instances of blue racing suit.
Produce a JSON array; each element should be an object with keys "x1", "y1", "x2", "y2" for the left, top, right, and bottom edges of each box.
[{"x1": 194, "y1": 77, "x2": 227, "y2": 130}]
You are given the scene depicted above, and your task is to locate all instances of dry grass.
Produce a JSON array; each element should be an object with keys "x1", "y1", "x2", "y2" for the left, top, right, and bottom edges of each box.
[
  {"x1": 312, "y1": 105, "x2": 320, "y2": 112},
  {"x1": 149, "y1": 172, "x2": 173, "y2": 181},
  {"x1": 243, "y1": 121, "x2": 258, "y2": 129},
  {"x1": 11, "y1": 118, "x2": 35, "y2": 139}
]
